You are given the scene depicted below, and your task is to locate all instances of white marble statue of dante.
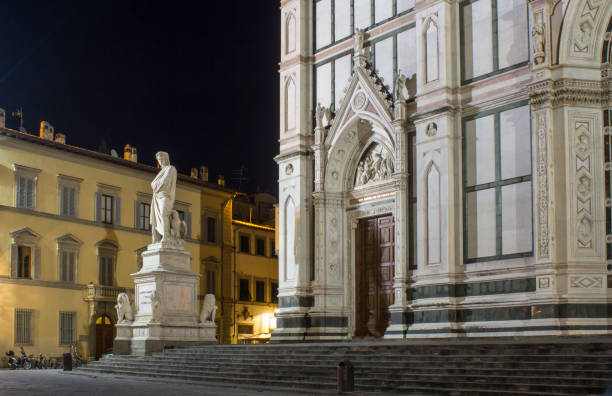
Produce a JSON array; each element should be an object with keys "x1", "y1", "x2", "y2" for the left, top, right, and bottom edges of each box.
[{"x1": 151, "y1": 151, "x2": 177, "y2": 243}]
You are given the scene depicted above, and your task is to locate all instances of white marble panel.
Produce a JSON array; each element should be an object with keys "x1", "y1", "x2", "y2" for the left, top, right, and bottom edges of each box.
[
  {"x1": 465, "y1": 115, "x2": 495, "y2": 186},
  {"x1": 285, "y1": 79, "x2": 296, "y2": 131},
  {"x1": 165, "y1": 284, "x2": 193, "y2": 313},
  {"x1": 335, "y1": 0, "x2": 351, "y2": 41},
  {"x1": 286, "y1": 14, "x2": 296, "y2": 53},
  {"x1": 316, "y1": 62, "x2": 332, "y2": 108},
  {"x1": 397, "y1": 28, "x2": 416, "y2": 79},
  {"x1": 397, "y1": 0, "x2": 414, "y2": 13},
  {"x1": 285, "y1": 197, "x2": 296, "y2": 280},
  {"x1": 375, "y1": 37, "x2": 394, "y2": 90},
  {"x1": 427, "y1": 165, "x2": 441, "y2": 264},
  {"x1": 497, "y1": 0, "x2": 528, "y2": 69},
  {"x1": 426, "y1": 23, "x2": 439, "y2": 82},
  {"x1": 500, "y1": 105, "x2": 531, "y2": 180},
  {"x1": 501, "y1": 181, "x2": 533, "y2": 255},
  {"x1": 355, "y1": 0, "x2": 371, "y2": 30},
  {"x1": 316, "y1": 0, "x2": 332, "y2": 49},
  {"x1": 462, "y1": 0, "x2": 493, "y2": 79},
  {"x1": 334, "y1": 55, "x2": 351, "y2": 110},
  {"x1": 467, "y1": 188, "x2": 496, "y2": 258},
  {"x1": 375, "y1": 0, "x2": 392, "y2": 23}
]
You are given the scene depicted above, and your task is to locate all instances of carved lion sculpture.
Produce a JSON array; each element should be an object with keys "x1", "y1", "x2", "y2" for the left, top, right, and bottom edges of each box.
[
  {"x1": 115, "y1": 292, "x2": 134, "y2": 323},
  {"x1": 200, "y1": 293, "x2": 217, "y2": 324},
  {"x1": 169, "y1": 210, "x2": 187, "y2": 240}
]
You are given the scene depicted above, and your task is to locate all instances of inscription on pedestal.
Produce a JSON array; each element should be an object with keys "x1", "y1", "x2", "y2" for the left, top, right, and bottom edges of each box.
[{"x1": 138, "y1": 284, "x2": 155, "y2": 314}]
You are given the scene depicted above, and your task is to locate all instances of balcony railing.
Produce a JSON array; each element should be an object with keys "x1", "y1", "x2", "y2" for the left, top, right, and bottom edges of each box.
[{"x1": 86, "y1": 283, "x2": 134, "y2": 301}]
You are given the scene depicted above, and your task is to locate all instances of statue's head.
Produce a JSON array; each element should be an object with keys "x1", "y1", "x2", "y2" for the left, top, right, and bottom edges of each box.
[{"x1": 155, "y1": 151, "x2": 170, "y2": 167}]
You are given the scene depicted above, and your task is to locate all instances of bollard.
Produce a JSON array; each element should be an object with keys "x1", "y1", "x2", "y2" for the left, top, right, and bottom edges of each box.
[
  {"x1": 62, "y1": 352, "x2": 72, "y2": 371},
  {"x1": 337, "y1": 359, "x2": 354, "y2": 393}
]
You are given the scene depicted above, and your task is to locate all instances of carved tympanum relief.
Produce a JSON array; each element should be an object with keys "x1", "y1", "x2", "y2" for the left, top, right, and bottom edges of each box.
[{"x1": 354, "y1": 143, "x2": 394, "y2": 187}]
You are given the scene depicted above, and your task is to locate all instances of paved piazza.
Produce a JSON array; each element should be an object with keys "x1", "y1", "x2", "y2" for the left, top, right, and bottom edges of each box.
[{"x1": 0, "y1": 369, "x2": 328, "y2": 396}]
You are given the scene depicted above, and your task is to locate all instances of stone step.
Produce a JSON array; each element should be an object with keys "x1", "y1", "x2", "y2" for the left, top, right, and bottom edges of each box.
[
  {"x1": 77, "y1": 365, "x2": 606, "y2": 395},
  {"x1": 81, "y1": 360, "x2": 611, "y2": 387},
  {"x1": 81, "y1": 340, "x2": 612, "y2": 395},
  {"x1": 85, "y1": 358, "x2": 612, "y2": 379},
  {"x1": 124, "y1": 352, "x2": 612, "y2": 365}
]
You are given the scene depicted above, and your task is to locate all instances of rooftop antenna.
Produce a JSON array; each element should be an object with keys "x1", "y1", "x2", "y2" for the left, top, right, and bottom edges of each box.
[
  {"x1": 231, "y1": 165, "x2": 248, "y2": 192},
  {"x1": 12, "y1": 107, "x2": 25, "y2": 132}
]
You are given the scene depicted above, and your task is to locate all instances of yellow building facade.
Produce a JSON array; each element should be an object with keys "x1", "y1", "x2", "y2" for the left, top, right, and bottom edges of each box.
[{"x1": 0, "y1": 124, "x2": 232, "y2": 362}]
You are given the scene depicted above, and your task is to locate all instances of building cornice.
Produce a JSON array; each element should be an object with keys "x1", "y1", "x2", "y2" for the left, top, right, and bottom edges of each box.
[
  {"x1": 528, "y1": 78, "x2": 608, "y2": 108},
  {"x1": 0, "y1": 127, "x2": 234, "y2": 195}
]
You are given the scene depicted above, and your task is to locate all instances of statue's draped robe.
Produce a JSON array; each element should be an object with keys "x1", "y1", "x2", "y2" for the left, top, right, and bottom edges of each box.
[{"x1": 150, "y1": 165, "x2": 177, "y2": 239}]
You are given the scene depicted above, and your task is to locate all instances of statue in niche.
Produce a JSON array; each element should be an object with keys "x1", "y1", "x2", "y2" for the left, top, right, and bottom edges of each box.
[
  {"x1": 531, "y1": 23, "x2": 546, "y2": 65},
  {"x1": 355, "y1": 144, "x2": 395, "y2": 187},
  {"x1": 426, "y1": 122, "x2": 438, "y2": 137},
  {"x1": 115, "y1": 292, "x2": 134, "y2": 323},
  {"x1": 150, "y1": 151, "x2": 178, "y2": 244},
  {"x1": 200, "y1": 294, "x2": 217, "y2": 324}
]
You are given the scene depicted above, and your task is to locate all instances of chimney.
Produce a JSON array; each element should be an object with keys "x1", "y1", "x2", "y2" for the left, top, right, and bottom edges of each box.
[
  {"x1": 0, "y1": 108, "x2": 5, "y2": 128},
  {"x1": 131, "y1": 147, "x2": 138, "y2": 162},
  {"x1": 40, "y1": 121, "x2": 54, "y2": 140},
  {"x1": 123, "y1": 144, "x2": 132, "y2": 160},
  {"x1": 200, "y1": 166, "x2": 208, "y2": 182},
  {"x1": 217, "y1": 175, "x2": 225, "y2": 186},
  {"x1": 54, "y1": 133, "x2": 66, "y2": 144},
  {"x1": 190, "y1": 168, "x2": 198, "y2": 178}
]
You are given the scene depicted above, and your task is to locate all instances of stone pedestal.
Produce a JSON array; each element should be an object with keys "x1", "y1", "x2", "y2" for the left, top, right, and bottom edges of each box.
[{"x1": 114, "y1": 242, "x2": 217, "y2": 356}]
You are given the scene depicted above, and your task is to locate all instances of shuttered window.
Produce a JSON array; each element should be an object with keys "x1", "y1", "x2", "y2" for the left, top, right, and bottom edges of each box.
[
  {"x1": 59, "y1": 251, "x2": 76, "y2": 283},
  {"x1": 239, "y1": 279, "x2": 251, "y2": 301},
  {"x1": 99, "y1": 256, "x2": 114, "y2": 286},
  {"x1": 207, "y1": 217, "x2": 217, "y2": 243},
  {"x1": 17, "y1": 246, "x2": 31, "y2": 279},
  {"x1": 16, "y1": 176, "x2": 34, "y2": 209},
  {"x1": 255, "y1": 281, "x2": 265, "y2": 302},
  {"x1": 59, "y1": 312, "x2": 75, "y2": 345},
  {"x1": 140, "y1": 202, "x2": 150, "y2": 230},
  {"x1": 60, "y1": 186, "x2": 76, "y2": 216},
  {"x1": 101, "y1": 194, "x2": 113, "y2": 224},
  {"x1": 15, "y1": 309, "x2": 32, "y2": 345}
]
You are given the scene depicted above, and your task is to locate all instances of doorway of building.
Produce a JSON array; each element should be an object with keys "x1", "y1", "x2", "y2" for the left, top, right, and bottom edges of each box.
[
  {"x1": 95, "y1": 315, "x2": 114, "y2": 358},
  {"x1": 355, "y1": 215, "x2": 395, "y2": 338}
]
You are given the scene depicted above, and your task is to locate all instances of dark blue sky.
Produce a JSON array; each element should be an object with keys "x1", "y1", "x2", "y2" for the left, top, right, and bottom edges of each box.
[{"x1": 0, "y1": 2, "x2": 280, "y2": 194}]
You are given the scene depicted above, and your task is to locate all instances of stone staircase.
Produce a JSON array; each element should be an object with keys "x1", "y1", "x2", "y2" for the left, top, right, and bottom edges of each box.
[{"x1": 78, "y1": 338, "x2": 612, "y2": 395}]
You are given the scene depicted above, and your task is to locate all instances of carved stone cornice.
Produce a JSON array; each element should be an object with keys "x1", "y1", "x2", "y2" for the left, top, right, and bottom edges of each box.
[{"x1": 528, "y1": 78, "x2": 606, "y2": 108}]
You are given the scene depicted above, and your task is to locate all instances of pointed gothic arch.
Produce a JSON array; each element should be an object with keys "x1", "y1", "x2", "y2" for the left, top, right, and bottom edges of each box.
[
  {"x1": 284, "y1": 76, "x2": 296, "y2": 132},
  {"x1": 422, "y1": 15, "x2": 439, "y2": 83},
  {"x1": 285, "y1": 12, "x2": 296, "y2": 54}
]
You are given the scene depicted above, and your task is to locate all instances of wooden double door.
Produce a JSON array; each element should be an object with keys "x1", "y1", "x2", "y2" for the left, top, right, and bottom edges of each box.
[{"x1": 355, "y1": 215, "x2": 395, "y2": 338}]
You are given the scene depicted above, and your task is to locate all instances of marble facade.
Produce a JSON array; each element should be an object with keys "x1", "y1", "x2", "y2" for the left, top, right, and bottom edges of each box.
[{"x1": 274, "y1": 0, "x2": 612, "y2": 341}]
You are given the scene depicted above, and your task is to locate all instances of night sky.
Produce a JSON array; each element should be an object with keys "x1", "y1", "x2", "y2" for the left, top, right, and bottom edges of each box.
[{"x1": 0, "y1": 2, "x2": 280, "y2": 194}]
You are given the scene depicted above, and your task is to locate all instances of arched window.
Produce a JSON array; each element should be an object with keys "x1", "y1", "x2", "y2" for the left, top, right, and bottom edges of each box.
[
  {"x1": 285, "y1": 78, "x2": 296, "y2": 132},
  {"x1": 286, "y1": 13, "x2": 296, "y2": 54}
]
